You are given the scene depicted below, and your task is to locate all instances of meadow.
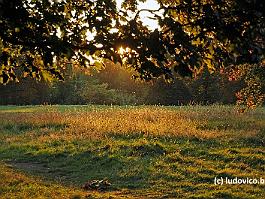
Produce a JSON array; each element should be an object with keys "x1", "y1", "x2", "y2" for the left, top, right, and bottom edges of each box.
[{"x1": 0, "y1": 105, "x2": 264, "y2": 198}]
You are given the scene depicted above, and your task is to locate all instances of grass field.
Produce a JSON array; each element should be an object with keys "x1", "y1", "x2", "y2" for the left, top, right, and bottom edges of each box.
[{"x1": 0, "y1": 105, "x2": 264, "y2": 198}]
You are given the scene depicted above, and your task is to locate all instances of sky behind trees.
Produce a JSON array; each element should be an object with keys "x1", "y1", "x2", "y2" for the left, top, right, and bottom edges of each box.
[{"x1": 116, "y1": 0, "x2": 160, "y2": 29}]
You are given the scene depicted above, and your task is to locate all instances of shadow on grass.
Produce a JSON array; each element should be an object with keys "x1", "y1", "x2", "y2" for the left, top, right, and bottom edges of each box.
[
  {"x1": 1, "y1": 132, "x2": 264, "y2": 198},
  {"x1": 4, "y1": 148, "x2": 151, "y2": 191},
  {"x1": 0, "y1": 123, "x2": 69, "y2": 134}
]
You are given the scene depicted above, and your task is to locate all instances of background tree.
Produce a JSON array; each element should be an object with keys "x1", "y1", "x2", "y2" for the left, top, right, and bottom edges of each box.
[
  {"x1": 0, "y1": 78, "x2": 52, "y2": 105},
  {"x1": 188, "y1": 68, "x2": 244, "y2": 105},
  {"x1": 228, "y1": 62, "x2": 265, "y2": 108}
]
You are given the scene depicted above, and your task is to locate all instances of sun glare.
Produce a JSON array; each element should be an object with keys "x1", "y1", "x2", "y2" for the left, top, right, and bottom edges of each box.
[{"x1": 118, "y1": 46, "x2": 131, "y2": 55}]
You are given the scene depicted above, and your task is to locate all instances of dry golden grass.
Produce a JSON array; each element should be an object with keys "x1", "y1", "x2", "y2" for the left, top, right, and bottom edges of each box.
[
  {"x1": 1, "y1": 107, "x2": 221, "y2": 144},
  {"x1": 1, "y1": 106, "x2": 262, "y2": 146}
]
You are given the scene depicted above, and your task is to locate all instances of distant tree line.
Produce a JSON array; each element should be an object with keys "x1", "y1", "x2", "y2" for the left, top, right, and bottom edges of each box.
[{"x1": 0, "y1": 62, "x2": 246, "y2": 106}]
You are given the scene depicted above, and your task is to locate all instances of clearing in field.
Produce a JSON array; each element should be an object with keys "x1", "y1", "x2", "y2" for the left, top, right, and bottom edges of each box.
[{"x1": 0, "y1": 105, "x2": 264, "y2": 198}]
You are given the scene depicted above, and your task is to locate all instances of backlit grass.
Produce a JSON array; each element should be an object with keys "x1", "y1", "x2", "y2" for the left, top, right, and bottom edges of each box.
[{"x1": 0, "y1": 105, "x2": 264, "y2": 198}]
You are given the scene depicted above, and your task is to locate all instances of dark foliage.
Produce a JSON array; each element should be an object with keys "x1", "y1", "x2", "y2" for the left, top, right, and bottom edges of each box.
[{"x1": 0, "y1": 0, "x2": 264, "y2": 83}]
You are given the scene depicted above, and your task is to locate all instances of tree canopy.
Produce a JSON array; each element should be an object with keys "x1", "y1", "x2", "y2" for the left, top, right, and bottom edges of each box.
[
  {"x1": 0, "y1": 0, "x2": 264, "y2": 106},
  {"x1": 0, "y1": 0, "x2": 121, "y2": 82}
]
